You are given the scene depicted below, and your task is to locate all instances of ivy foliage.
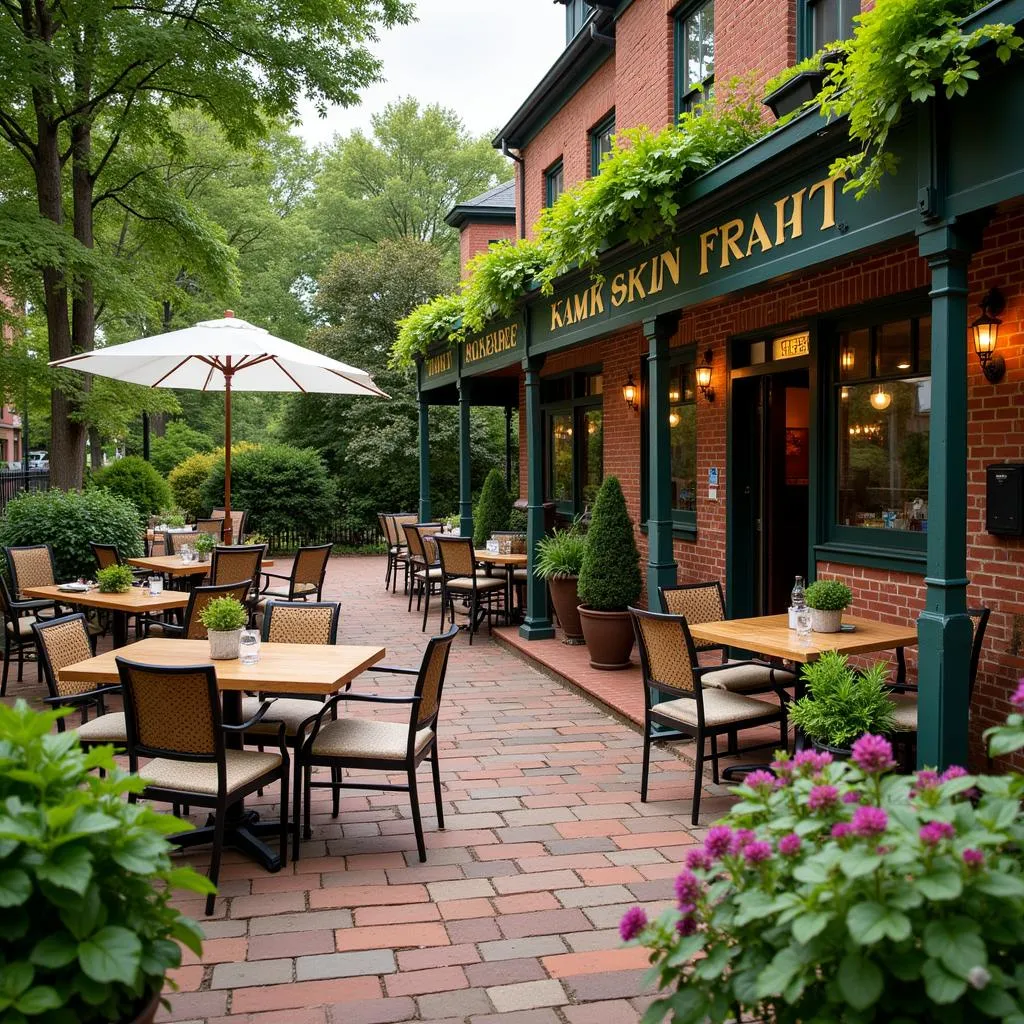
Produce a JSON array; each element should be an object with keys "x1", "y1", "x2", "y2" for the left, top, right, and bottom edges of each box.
[
  {"x1": 461, "y1": 238, "x2": 549, "y2": 333},
  {"x1": 392, "y1": 293, "x2": 465, "y2": 369}
]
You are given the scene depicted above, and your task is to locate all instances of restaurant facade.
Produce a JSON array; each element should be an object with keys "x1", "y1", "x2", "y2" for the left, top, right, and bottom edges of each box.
[{"x1": 416, "y1": 0, "x2": 1024, "y2": 767}]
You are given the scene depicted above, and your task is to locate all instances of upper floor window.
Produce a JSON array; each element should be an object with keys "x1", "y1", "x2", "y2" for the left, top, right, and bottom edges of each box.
[
  {"x1": 676, "y1": 0, "x2": 715, "y2": 116},
  {"x1": 806, "y1": 0, "x2": 858, "y2": 54},
  {"x1": 564, "y1": 0, "x2": 591, "y2": 43},
  {"x1": 546, "y1": 160, "x2": 565, "y2": 208},
  {"x1": 590, "y1": 111, "x2": 615, "y2": 176}
]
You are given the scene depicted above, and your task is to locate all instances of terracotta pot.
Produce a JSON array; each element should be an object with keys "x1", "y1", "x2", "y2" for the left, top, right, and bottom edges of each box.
[
  {"x1": 548, "y1": 575, "x2": 584, "y2": 642},
  {"x1": 208, "y1": 628, "x2": 242, "y2": 660},
  {"x1": 578, "y1": 605, "x2": 635, "y2": 670},
  {"x1": 810, "y1": 608, "x2": 843, "y2": 633},
  {"x1": 122, "y1": 989, "x2": 162, "y2": 1024}
]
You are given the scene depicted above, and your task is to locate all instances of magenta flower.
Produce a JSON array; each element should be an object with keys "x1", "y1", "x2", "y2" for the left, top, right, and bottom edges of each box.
[
  {"x1": 770, "y1": 756, "x2": 794, "y2": 780},
  {"x1": 674, "y1": 869, "x2": 701, "y2": 909},
  {"x1": 619, "y1": 906, "x2": 648, "y2": 942},
  {"x1": 852, "y1": 806, "x2": 888, "y2": 837},
  {"x1": 676, "y1": 914, "x2": 697, "y2": 937},
  {"x1": 831, "y1": 822, "x2": 853, "y2": 840},
  {"x1": 743, "y1": 769, "x2": 777, "y2": 791},
  {"x1": 794, "y1": 749, "x2": 833, "y2": 774},
  {"x1": 743, "y1": 841, "x2": 773, "y2": 864},
  {"x1": 704, "y1": 825, "x2": 733, "y2": 859},
  {"x1": 1012, "y1": 679, "x2": 1024, "y2": 710},
  {"x1": 685, "y1": 848, "x2": 712, "y2": 872},
  {"x1": 851, "y1": 734, "x2": 896, "y2": 774},
  {"x1": 963, "y1": 848, "x2": 985, "y2": 868},
  {"x1": 941, "y1": 765, "x2": 968, "y2": 782},
  {"x1": 778, "y1": 833, "x2": 802, "y2": 857},
  {"x1": 842, "y1": 791, "x2": 862, "y2": 805},
  {"x1": 729, "y1": 829, "x2": 756, "y2": 855},
  {"x1": 919, "y1": 821, "x2": 956, "y2": 846},
  {"x1": 913, "y1": 769, "x2": 941, "y2": 793},
  {"x1": 807, "y1": 785, "x2": 839, "y2": 811}
]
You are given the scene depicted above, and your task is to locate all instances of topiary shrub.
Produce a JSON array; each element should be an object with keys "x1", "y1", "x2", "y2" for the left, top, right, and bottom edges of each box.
[
  {"x1": 199, "y1": 444, "x2": 337, "y2": 539},
  {"x1": 168, "y1": 451, "x2": 218, "y2": 519},
  {"x1": 150, "y1": 422, "x2": 216, "y2": 476},
  {"x1": 91, "y1": 456, "x2": 171, "y2": 520},
  {"x1": 577, "y1": 476, "x2": 641, "y2": 611},
  {"x1": 473, "y1": 468, "x2": 512, "y2": 548},
  {"x1": 0, "y1": 489, "x2": 144, "y2": 581}
]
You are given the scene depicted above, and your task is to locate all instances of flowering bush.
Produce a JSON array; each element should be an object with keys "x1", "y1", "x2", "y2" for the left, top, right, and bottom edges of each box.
[{"x1": 625, "y1": 727, "x2": 1024, "y2": 1023}]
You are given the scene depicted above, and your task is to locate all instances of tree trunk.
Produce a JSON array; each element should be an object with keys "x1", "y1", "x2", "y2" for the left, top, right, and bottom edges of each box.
[
  {"x1": 88, "y1": 426, "x2": 104, "y2": 472},
  {"x1": 150, "y1": 411, "x2": 167, "y2": 438}
]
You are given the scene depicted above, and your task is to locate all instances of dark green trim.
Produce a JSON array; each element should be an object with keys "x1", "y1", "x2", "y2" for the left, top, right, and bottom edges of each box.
[
  {"x1": 813, "y1": 542, "x2": 926, "y2": 576},
  {"x1": 540, "y1": 364, "x2": 603, "y2": 517},
  {"x1": 458, "y1": 381, "x2": 473, "y2": 539},
  {"x1": 418, "y1": 396, "x2": 432, "y2": 522},
  {"x1": 444, "y1": 207, "x2": 516, "y2": 230},
  {"x1": 590, "y1": 110, "x2": 616, "y2": 176},
  {"x1": 674, "y1": 0, "x2": 715, "y2": 119},
  {"x1": 546, "y1": 159, "x2": 565, "y2": 209}
]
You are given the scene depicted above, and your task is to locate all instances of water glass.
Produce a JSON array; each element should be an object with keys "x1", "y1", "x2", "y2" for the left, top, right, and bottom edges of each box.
[
  {"x1": 795, "y1": 607, "x2": 812, "y2": 643},
  {"x1": 239, "y1": 629, "x2": 261, "y2": 666},
  {"x1": 180, "y1": 545, "x2": 194, "y2": 564},
  {"x1": 148, "y1": 575, "x2": 164, "y2": 596}
]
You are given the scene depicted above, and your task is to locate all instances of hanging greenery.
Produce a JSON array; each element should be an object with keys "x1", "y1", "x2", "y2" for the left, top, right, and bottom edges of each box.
[
  {"x1": 392, "y1": 292, "x2": 465, "y2": 369},
  {"x1": 461, "y1": 237, "x2": 550, "y2": 332}
]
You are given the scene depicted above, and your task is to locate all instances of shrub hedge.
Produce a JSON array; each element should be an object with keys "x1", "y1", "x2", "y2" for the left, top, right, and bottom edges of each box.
[
  {"x1": 577, "y1": 476, "x2": 642, "y2": 611},
  {"x1": 473, "y1": 469, "x2": 512, "y2": 548},
  {"x1": 91, "y1": 456, "x2": 172, "y2": 519}
]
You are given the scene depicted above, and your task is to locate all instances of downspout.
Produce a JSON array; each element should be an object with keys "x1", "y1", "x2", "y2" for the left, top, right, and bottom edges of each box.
[{"x1": 501, "y1": 139, "x2": 526, "y2": 240}]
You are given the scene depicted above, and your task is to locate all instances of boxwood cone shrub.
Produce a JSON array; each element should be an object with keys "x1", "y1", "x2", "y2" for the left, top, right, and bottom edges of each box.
[
  {"x1": 91, "y1": 456, "x2": 172, "y2": 520},
  {"x1": 168, "y1": 451, "x2": 218, "y2": 519},
  {"x1": 199, "y1": 444, "x2": 337, "y2": 540},
  {"x1": 0, "y1": 701, "x2": 210, "y2": 1023},
  {"x1": 577, "y1": 476, "x2": 641, "y2": 611},
  {"x1": 473, "y1": 468, "x2": 512, "y2": 548},
  {"x1": 0, "y1": 489, "x2": 143, "y2": 580},
  {"x1": 624, "y1": 712, "x2": 1024, "y2": 1024}
]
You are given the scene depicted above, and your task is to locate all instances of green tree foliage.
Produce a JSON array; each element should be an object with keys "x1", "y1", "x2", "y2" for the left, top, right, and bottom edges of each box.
[
  {"x1": 149, "y1": 422, "x2": 216, "y2": 476},
  {"x1": 0, "y1": 490, "x2": 143, "y2": 580},
  {"x1": 168, "y1": 451, "x2": 219, "y2": 519},
  {"x1": 577, "y1": 477, "x2": 642, "y2": 611},
  {"x1": 91, "y1": 456, "x2": 173, "y2": 520},
  {"x1": 199, "y1": 444, "x2": 337, "y2": 538},
  {"x1": 473, "y1": 469, "x2": 512, "y2": 548}
]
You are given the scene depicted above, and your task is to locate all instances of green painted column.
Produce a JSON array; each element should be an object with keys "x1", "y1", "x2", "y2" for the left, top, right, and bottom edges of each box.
[
  {"x1": 917, "y1": 224, "x2": 976, "y2": 769},
  {"x1": 458, "y1": 380, "x2": 473, "y2": 539},
  {"x1": 645, "y1": 314, "x2": 680, "y2": 609},
  {"x1": 520, "y1": 357, "x2": 555, "y2": 640},
  {"x1": 418, "y1": 395, "x2": 431, "y2": 522}
]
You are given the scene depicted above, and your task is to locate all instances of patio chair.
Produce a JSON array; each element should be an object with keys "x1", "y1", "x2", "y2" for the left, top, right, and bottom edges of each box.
[
  {"x1": 116, "y1": 657, "x2": 288, "y2": 914},
  {"x1": 384, "y1": 513, "x2": 417, "y2": 593},
  {"x1": 630, "y1": 606, "x2": 788, "y2": 824},
  {"x1": 32, "y1": 613, "x2": 126, "y2": 747},
  {"x1": 404, "y1": 523, "x2": 443, "y2": 631},
  {"x1": 659, "y1": 582, "x2": 797, "y2": 695},
  {"x1": 210, "y1": 544, "x2": 264, "y2": 617},
  {"x1": 195, "y1": 517, "x2": 226, "y2": 540},
  {"x1": 212, "y1": 507, "x2": 246, "y2": 544},
  {"x1": 147, "y1": 581, "x2": 252, "y2": 639},
  {"x1": 0, "y1": 572, "x2": 50, "y2": 694},
  {"x1": 164, "y1": 531, "x2": 196, "y2": 555},
  {"x1": 259, "y1": 543, "x2": 332, "y2": 607},
  {"x1": 5, "y1": 543, "x2": 57, "y2": 599},
  {"x1": 377, "y1": 513, "x2": 391, "y2": 584},
  {"x1": 300, "y1": 623, "x2": 459, "y2": 862},
  {"x1": 91, "y1": 541, "x2": 148, "y2": 581},
  {"x1": 434, "y1": 535, "x2": 505, "y2": 645}
]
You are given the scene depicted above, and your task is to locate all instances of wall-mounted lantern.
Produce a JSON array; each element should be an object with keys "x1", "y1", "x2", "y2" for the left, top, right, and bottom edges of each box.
[
  {"x1": 695, "y1": 349, "x2": 715, "y2": 401},
  {"x1": 622, "y1": 371, "x2": 639, "y2": 411},
  {"x1": 972, "y1": 287, "x2": 1006, "y2": 384}
]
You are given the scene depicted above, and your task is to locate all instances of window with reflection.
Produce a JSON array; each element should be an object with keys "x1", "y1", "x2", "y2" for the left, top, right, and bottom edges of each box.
[
  {"x1": 836, "y1": 316, "x2": 931, "y2": 533},
  {"x1": 808, "y1": 0, "x2": 859, "y2": 52},
  {"x1": 676, "y1": 1, "x2": 715, "y2": 114},
  {"x1": 669, "y1": 362, "x2": 697, "y2": 514},
  {"x1": 543, "y1": 370, "x2": 604, "y2": 515}
]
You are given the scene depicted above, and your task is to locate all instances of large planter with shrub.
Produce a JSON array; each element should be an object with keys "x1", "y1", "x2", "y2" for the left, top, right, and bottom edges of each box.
[
  {"x1": 473, "y1": 469, "x2": 513, "y2": 549},
  {"x1": 576, "y1": 477, "x2": 642, "y2": 670},
  {"x1": 534, "y1": 526, "x2": 588, "y2": 644},
  {"x1": 805, "y1": 579, "x2": 853, "y2": 633},
  {"x1": 199, "y1": 596, "x2": 248, "y2": 659}
]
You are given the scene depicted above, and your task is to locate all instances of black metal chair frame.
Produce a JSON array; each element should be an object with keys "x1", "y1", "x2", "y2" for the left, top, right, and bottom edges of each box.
[
  {"x1": 5, "y1": 543, "x2": 57, "y2": 599},
  {"x1": 260, "y1": 543, "x2": 332, "y2": 602},
  {"x1": 630, "y1": 606, "x2": 788, "y2": 825},
  {"x1": 148, "y1": 580, "x2": 254, "y2": 639},
  {"x1": 384, "y1": 513, "x2": 415, "y2": 594},
  {"x1": 404, "y1": 524, "x2": 443, "y2": 632},
  {"x1": 435, "y1": 536, "x2": 504, "y2": 646},
  {"x1": 195, "y1": 517, "x2": 226, "y2": 540},
  {"x1": 210, "y1": 544, "x2": 265, "y2": 619},
  {"x1": 0, "y1": 572, "x2": 51, "y2": 695}
]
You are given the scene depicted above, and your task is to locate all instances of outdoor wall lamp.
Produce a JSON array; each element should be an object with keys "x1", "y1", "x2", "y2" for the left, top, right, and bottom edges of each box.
[
  {"x1": 972, "y1": 287, "x2": 1006, "y2": 383},
  {"x1": 622, "y1": 371, "x2": 639, "y2": 411},
  {"x1": 840, "y1": 342, "x2": 855, "y2": 373},
  {"x1": 695, "y1": 349, "x2": 715, "y2": 401}
]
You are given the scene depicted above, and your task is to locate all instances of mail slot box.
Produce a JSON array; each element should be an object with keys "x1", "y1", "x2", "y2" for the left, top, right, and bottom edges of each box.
[{"x1": 986, "y1": 463, "x2": 1024, "y2": 536}]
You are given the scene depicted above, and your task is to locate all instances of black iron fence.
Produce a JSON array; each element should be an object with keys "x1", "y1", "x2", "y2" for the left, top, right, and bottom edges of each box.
[
  {"x1": 261, "y1": 520, "x2": 383, "y2": 552},
  {"x1": 0, "y1": 469, "x2": 50, "y2": 514}
]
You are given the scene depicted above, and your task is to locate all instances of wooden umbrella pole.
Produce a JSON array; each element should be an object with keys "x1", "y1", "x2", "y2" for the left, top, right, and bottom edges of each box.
[{"x1": 224, "y1": 358, "x2": 233, "y2": 544}]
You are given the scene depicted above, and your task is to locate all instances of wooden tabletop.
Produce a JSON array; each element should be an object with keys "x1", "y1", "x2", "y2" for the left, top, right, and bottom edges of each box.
[
  {"x1": 127, "y1": 554, "x2": 274, "y2": 575},
  {"x1": 146, "y1": 528, "x2": 195, "y2": 541},
  {"x1": 475, "y1": 551, "x2": 528, "y2": 567},
  {"x1": 58, "y1": 638, "x2": 386, "y2": 695},
  {"x1": 687, "y1": 614, "x2": 918, "y2": 664},
  {"x1": 24, "y1": 584, "x2": 189, "y2": 615}
]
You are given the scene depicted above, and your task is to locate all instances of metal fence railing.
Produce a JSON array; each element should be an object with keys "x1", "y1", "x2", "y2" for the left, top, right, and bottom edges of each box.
[
  {"x1": 0, "y1": 469, "x2": 50, "y2": 513},
  {"x1": 261, "y1": 521, "x2": 383, "y2": 551}
]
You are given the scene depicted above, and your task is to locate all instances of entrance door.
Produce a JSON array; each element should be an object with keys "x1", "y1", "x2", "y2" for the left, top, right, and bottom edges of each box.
[{"x1": 731, "y1": 369, "x2": 810, "y2": 616}]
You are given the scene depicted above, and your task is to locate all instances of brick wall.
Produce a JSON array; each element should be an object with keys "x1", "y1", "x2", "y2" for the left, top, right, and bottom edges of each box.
[
  {"x1": 459, "y1": 221, "x2": 516, "y2": 277},
  {"x1": 613, "y1": 0, "x2": 675, "y2": 132},
  {"x1": 715, "y1": 0, "x2": 796, "y2": 101}
]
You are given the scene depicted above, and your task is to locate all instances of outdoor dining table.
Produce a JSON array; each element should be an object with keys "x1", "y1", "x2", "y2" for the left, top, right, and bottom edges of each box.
[
  {"x1": 59, "y1": 636, "x2": 386, "y2": 872},
  {"x1": 23, "y1": 584, "x2": 189, "y2": 648},
  {"x1": 126, "y1": 553, "x2": 275, "y2": 589},
  {"x1": 474, "y1": 550, "x2": 528, "y2": 625}
]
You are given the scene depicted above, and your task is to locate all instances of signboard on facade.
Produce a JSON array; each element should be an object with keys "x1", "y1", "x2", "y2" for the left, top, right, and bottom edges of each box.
[
  {"x1": 462, "y1": 318, "x2": 522, "y2": 370},
  {"x1": 772, "y1": 331, "x2": 810, "y2": 360}
]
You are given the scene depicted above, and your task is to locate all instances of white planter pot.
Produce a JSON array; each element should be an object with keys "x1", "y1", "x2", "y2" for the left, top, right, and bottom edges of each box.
[
  {"x1": 810, "y1": 608, "x2": 843, "y2": 633},
  {"x1": 209, "y1": 628, "x2": 242, "y2": 660}
]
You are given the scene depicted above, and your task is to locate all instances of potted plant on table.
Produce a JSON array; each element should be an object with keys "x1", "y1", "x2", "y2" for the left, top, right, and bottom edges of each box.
[
  {"x1": 97, "y1": 563, "x2": 135, "y2": 594},
  {"x1": 788, "y1": 651, "x2": 896, "y2": 757},
  {"x1": 199, "y1": 596, "x2": 248, "y2": 659},
  {"x1": 576, "y1": 476, "x2": 642, "y2": 669},
  {"x1": 192, "y1": 531, "x2": 215, "y2": 563},
  {"x1": 534, "y1": 523, "x2": 588, "y2": 644},
  {"x1": 805, "y1": 578, "x2": 852, "y2": 633},
  {"x1": 0, "y1": 700, "x2": 210, "y2": 1023}
]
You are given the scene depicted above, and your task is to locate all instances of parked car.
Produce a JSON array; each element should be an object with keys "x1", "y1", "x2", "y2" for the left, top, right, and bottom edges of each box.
[{"x1": 28, "y1": 451, "x2": 48, "y2": 470}]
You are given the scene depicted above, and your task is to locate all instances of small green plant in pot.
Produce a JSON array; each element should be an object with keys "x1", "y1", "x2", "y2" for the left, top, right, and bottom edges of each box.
[
  {"x1": 805, "y1": 578, "x2": 852, "y2": 633},
  {"x1": 0, "y1": 700, "x2": 210, "y2": 1023},
  {"x1": 165, "y1": 511, "x2": 186, "y2": 530},
  {"x1": 96, "y1": 563, "x2": 135, "y2": 594},
  {"x1": 198, "y1": 596, "x2": 248, "y2": 660},
  {"x1": 534, "y1": 526, "x2": 588, "y2": 644},
  {"x1": 789, "y1": 651, "x2": 896, "y2": 755},
  {"x1": 192, "y1": 531, "x2": 215, "y2": 561},
  {"x1": 576, "y1": 477, "x2": 642, "y2": 669}
]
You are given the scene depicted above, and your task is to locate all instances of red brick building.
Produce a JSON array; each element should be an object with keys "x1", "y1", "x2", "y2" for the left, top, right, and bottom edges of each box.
[
  {"x1": 421, "y1": 0, "x2": 1024, "y2": 766},
  {"x1": 0, "y1": 287, "x2": 23, "y2": 467}
]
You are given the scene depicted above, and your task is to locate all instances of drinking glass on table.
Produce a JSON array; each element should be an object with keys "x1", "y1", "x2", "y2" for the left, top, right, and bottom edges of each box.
[
  {"x1": 239, "y1": 629, "x2": 261, "y2": 666},
  {"x1": 795, "y1": 606, "x2": 812, "y2": 643},
  {"x1": 148, "y1": 575, "x2": 164, "y2": 596}
]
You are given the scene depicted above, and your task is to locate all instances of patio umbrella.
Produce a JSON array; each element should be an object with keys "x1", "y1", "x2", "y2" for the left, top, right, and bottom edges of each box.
[{"x1": 51, "y1": 311, "x2": 388, "y2": 542}]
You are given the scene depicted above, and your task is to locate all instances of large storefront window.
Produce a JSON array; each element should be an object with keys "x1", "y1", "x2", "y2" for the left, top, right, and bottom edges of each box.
[
  {"x1": 543, "y1": 370, "x2": 604, "y2": 516},
  {"x1": 835, "y1": 315, "x2": 931, "y2": 534}
]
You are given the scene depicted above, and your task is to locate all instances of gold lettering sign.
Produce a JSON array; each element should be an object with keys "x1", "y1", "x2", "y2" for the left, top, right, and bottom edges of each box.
[
  {"x1": 425, "y1": 349, "x2": 453, "y2": 377},
  {"x1": 464, "y1": 323, "x2": 519, "y2": 364},
  {"x1": 772, "y1": 332, "x2": 810, "y2": 361}
]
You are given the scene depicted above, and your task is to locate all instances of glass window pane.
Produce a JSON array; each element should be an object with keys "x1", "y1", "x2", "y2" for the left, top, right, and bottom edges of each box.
[
  {"x1": 875, "y1": 320, "x2": 913, "y2": 377},
  {"x1": 583, "y1": 372, "x2": 603, "y2": 397},
  {"x1": 670, "y1": 403, "x2": 697, "y2": 513},
  {"x1": 579, "y1": 409, "x2": 603, "y2": 509},
  {"x1": 837, "y1": 378, "x2": 930, "y2": 532},
  {"x1": 839, "y1": 328, "x2": 869, "y2": 381},
  {"x1": 918, "y1": 316, "x2": 931, "y2": 374},
  {"x1": 550, "y1": 413, "x2": 573, "y2": 504}
]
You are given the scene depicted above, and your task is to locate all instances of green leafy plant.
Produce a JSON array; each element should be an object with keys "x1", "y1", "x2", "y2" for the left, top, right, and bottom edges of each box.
[
  {"x1": 198, "y1": 597, "x2": 248, "y2": 633},
  {"x1": 0, "y1": 489, "x2": 143, "y2": 581},
  {"x1": 461, "y1": 238, "x2": 549, "y2": 331},
  {"x1": 0, "y1": 700, "x2": 210, "y2": 1023},
  {"x1": 788, "y1": 652, "x2": 896, "y2": 749},
  {"x1": 192, "y1": 532, "x2": 216, "y2": 557},
  {"x1": 816, "y1": 0, "x2": 1022, "y2": 197},
  {"x1": 149, "y1": 422, "x2": 216, "y2": 476},
  {"x1": 577, "y1": 476, "x2": 641, "y2": 611},
  {"x1": 626, "y1": 726, "x2": 1024, "y2": 1023},
  {"x1": 244, "y1": 531, "x2": 268, "y2": 548},
  {"x1": 91, "y1": 456, "x2": 172, "y2": 520},
  {"x1": 985, "y1": 678, "x2": 1024, "y2": 758},
  {"x1": 534, "y1": 526, "x2": 587, "y2": 580},
  {"x1": 164, "y1": 512, "x2": 187, "y2": 529},
  {"x1": 167, "y1": 451, "x2": 219, "y2": 519},
  {"x1": 508, "y1": 507, "x2": 528, "y2": 533},
  {"x1": 473, "y1": 468, "x2": 512, "y2": 548},
  {"x1": 805, "y1": 579, "x2": 853, "y2": 611},
  {"x1": 95, "y1": 564, "x2": 135, "y2": 594},
  {"x1": 392, "y1": 292, "x2": 465, "y2": 368},
  {"x1": 763, "y1": 51, "x2": 829, "y2": 99}
]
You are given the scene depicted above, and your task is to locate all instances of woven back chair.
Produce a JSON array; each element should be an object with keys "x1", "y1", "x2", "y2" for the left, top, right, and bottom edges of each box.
[
  {"x1": 434, "y1": 535, "x2": 504, "y2": 644},
  {"x1": 299, "y1": 623, "x2": 459, "y2": 863},
  {"x1": 211, "y1": 544, "x2": 262, "y2": 592},
  {"x1": 149, "y1": 581, "x2": 251, "y2": 640},
  {"x1": 658, "y1": 582, "x2": 727, "y2": 655},
  {"x1": 1, "y1": 572, "x2": 45, "y2": 695},
  {"x1": 212, "y1": 508, "x2": 247, "y2": 544},
  {"x1": 5, "y1": 544, "x2": 56, "y2": 598},
  {"x1": 91, "y1": 542, "x2": 121, "y2": 572},
  {"x1": 164, "y1": 531, "x2": 196, "y2": 555},
  {"x1": 404, "y1": 524, "x2": 444, "y2": 631},
  {"x1": 385, "y1": 514, "x2": 418, "y2": 593},
  {"x1": 435, "y1": 535, "x2": 475, "y2": 578},
  {"x1": 630, "y1": 606, "x2": 787, "y2": 823},
  {"x1": 262, "y1": 601, "x2": 340, "y2": 645},
  {"x1": 261, "y1": 544, "x2": 331, "y2": 603},
  {"x1": 196, "y1": 517, "x2": 226, "y2": 539},
  {"x1": 116, "y1": 656, "x2": 289, "y2": 914}
]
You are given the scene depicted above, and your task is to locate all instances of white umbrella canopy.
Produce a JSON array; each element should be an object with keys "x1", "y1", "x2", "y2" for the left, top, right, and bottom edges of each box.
[{"x1": 50, "y1": 312, "x2": 388, "y2": 541}]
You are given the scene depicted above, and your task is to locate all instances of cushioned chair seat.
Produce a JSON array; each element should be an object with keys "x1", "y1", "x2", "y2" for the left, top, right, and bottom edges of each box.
[
  {"x1": 262, "y1": 583, "x2": 318, "y2": 600},
  {"x1": 445, "y1": 576, "x2": 505, "y2": 592},
  {"x1": 6, "y1": 616, "x2": 37, "y2": 638},
  {"x1": 241, "y1": 696, "x2": 325, "y2": 737},
  {"x1": 310, "y1": 717, "x2": 434, "y2": 761},
  {"x1": 889, "y1": 693, "x2": 917, "y2": 732},
  {"x1": 415, "y1": 567, "x2": 443, "y2": 579},
  {"x1": 701, "y1": 661, "x2": 797, "y2": 693},
  {"x1": 140, "y1": 749, "x2": 282, "y2": 796},
  {"x1": 76, "y1": 711, "x2": 127, "y2": 743},
  {"x1": 655, "y1": 690, "x2": 780, "y2": 728}
]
